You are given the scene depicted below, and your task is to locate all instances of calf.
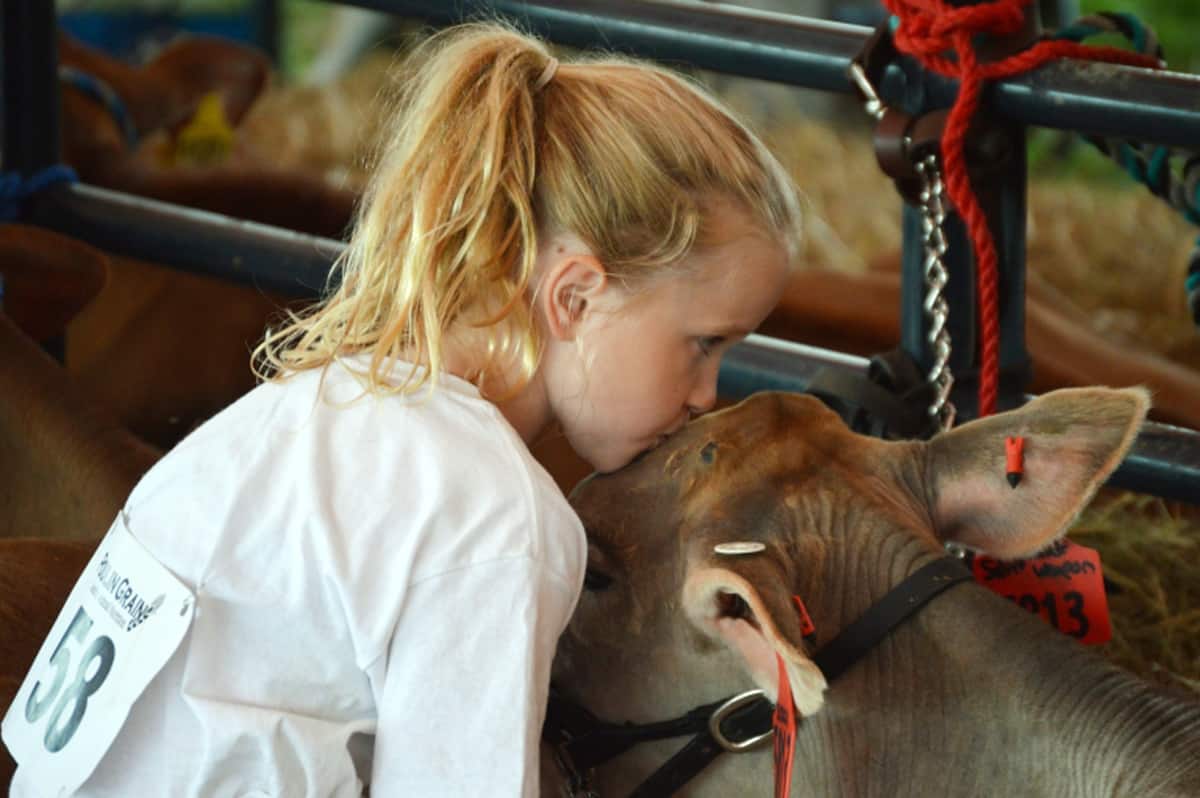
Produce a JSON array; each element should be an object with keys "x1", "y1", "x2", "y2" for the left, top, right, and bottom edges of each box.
[
  {"x1": 0, "y1": 224, "x2": 108, "y2": 345},
  {"x1": 65, "y1": 255, "x2": 290, "y2": 450},
  {"x1": 552, "y1": 387, "x2": 1200, "y2": 796},
  {"x1": 0, "y1": 304, "x2": 158, "y2": 785},
  {"x1": 0, "y1": 311, "x2": 159, "y2": 540}
]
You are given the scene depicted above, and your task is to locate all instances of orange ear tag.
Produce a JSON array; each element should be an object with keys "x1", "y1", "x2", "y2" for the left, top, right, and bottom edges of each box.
[
  {"x1": 772, "y1": 653, "x2": 796, "y2": 798},
  {"x1": 971, "y1": 538, "x2": 1111, "y2": 644},
  {"x1": 1005, "y1": 435, "x2": 1025, "y2": 488},
  {"x1": 791, "y1": 595, "x2": 816, "y2": 639}
]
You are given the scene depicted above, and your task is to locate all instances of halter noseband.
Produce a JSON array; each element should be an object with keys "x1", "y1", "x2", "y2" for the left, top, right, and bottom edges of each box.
[{"x1": 544, "y1": 556, "x2": 972, "y2": 797}]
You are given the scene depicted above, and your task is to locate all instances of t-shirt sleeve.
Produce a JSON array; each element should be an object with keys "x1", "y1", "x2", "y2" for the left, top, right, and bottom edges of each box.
[{"x1": 368, "y1": 555, "x2": 577, "y2": 796}]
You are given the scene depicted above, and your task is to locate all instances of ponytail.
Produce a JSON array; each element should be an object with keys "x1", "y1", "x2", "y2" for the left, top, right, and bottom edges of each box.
[
  {"x1": 254, "y1": 21, "x2": 802, "y2": 397},
  {"x1": 255, "y1": 22, "x2": 556, "y2": 394}
]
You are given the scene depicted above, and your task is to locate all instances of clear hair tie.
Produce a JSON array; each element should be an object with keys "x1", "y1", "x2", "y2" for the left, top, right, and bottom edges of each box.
[{"x1": 534, "y1": 56, "x2": 559, "y2": 91}]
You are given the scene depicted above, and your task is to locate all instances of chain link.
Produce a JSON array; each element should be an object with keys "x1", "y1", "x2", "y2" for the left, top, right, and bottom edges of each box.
[
  {"x1": 915, "y1": 154, "x2": 956, "y2": 431},
  {"x1": 851, "y1": 46, "x2": 956, "y2": 432}
]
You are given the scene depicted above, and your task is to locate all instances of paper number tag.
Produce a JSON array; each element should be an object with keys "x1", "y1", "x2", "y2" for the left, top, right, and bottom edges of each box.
[
  {"x1": 2, "y1": 515, "x2": 195, "y2": 795},
  {"x1": 971, "y1": 538, "x2": 1111, "y2": 645}
]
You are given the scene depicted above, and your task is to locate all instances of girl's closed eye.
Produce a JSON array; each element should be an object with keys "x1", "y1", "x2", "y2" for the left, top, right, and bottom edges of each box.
[{"x1": 697, "y1": 335, "x2": 725, "y2": 356}]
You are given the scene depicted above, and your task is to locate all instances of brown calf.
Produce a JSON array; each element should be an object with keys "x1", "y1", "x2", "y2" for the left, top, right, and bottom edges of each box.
[
  {"x1": 554, "y1": 387, "x2": 1200, "y2": 796},
  {"x1": 0, "y1": 224, "x2": 108, "y2": 345},
  {"x1": 0, "y1": 310, "x2": 159, "y2": 540},
  {"x1": 0, "y1": 295, "x2": 158, "y2": 785}
]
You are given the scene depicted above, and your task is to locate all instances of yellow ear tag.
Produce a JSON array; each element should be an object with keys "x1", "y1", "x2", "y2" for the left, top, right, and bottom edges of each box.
[{"x1": 172, "y1": 91, "x2": 234, "y2": 167}]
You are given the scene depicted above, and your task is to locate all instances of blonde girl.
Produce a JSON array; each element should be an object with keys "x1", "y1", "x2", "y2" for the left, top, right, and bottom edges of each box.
[{"x1": 7, "y1": 20, "x2": 802, "y2": 797}]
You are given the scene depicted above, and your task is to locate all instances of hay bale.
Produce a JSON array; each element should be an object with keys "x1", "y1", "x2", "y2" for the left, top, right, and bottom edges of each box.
[
  {"x1": 237, "y1": 51, "x2": 397, "y2": 192},
  {"x1": 1069, "y1": 492, "x2": 1200, "y2": 694},
  {"x1": 751, "y1": 117, "x2": 1200, "y2": 373}
]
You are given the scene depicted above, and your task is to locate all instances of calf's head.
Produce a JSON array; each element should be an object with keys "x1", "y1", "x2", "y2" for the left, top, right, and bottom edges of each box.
[{"x1": 561, "y1": 387, "x2": 1147, "y2": 719}]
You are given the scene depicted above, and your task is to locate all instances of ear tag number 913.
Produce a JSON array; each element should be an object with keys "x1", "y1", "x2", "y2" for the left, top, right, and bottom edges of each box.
[{"x1": 1, "y1": 515, "x2": 194, "y2": 796}]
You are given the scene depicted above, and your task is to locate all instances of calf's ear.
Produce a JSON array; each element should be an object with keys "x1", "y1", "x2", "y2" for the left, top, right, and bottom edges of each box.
[
  {"x1": 927, "y1": 386, "x2": 1149, "y2": 559},
  {"x1": 683, "y1": 561, "x2": 827, "y2": 717}
]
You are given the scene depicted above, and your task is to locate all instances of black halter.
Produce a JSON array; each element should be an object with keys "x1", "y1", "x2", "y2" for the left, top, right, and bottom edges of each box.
[{"x1": 543, "y1": 556, "x2": 973, "y2": 797}]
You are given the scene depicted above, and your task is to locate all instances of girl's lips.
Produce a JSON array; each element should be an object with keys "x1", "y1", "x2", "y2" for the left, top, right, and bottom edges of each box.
[
  {"x1": 635, "y1": 434, "x2": 670, "y2": 459},
  {"x1": 641, "y1": 420, "x2": 687, "y2": 457}
]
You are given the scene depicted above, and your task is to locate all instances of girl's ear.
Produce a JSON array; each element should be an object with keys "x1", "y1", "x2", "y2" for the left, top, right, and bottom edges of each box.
[
  {"x1": 927, "y1": 386, "x2": 1149, "y2": 558},
  {"x1": 540, "y1": 255, "x2": 608, "y2": 339}
]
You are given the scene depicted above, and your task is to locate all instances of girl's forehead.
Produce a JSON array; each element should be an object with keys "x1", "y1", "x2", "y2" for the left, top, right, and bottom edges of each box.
[
  {"x1": 688, "y1": 226, "x2": 788, "y2": 285},
  {"x1": 645, "y1": 234, "x2": 789, "y2": 324}
]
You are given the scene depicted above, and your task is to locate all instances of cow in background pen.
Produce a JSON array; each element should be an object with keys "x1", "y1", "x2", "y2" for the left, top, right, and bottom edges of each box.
[{"x1": 58, "y1": 30, "x2": 358, "y2": 240}]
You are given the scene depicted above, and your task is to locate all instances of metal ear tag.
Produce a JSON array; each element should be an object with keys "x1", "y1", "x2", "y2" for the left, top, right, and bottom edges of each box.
[{"x1": 714, "y1": 541, "x2": 766, "y2": 556}]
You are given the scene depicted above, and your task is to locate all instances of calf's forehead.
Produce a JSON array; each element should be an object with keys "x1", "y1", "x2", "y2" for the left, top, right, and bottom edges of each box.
[{"x1": 569, "y1": 392, "x2": 869, "y2": 546}]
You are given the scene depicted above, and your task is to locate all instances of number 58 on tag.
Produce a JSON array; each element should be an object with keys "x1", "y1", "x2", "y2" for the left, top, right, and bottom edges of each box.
[{"x1": 2, "y1": 516, "x2": 194, "y2": 796}]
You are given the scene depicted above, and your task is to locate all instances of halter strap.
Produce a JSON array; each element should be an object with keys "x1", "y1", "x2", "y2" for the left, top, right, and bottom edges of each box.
[{"x1": 545, "y1": 556, "x2": 973, "y2": 796}]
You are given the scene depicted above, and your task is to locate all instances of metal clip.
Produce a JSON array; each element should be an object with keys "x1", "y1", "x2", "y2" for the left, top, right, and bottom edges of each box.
[
  {"x1": 708, "y1": 689, "x2": 774, "y2": 753},
  {"x1": 944, "y1": 541, "x2": 968, "y2": 559},
  {"x1": 848, "y1": 19, "x2": 898, "y2": 121},
  {"x1": 874, "y1": 109, "x2": 950, "y2": 206},
  {"x1": 848, "y1": 61, "x2": 886, "y2": 121}
]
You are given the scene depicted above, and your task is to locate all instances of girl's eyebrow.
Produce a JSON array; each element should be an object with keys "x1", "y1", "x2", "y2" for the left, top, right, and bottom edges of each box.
[{"x1": 707, "y1": 324, "x2": 752, "y2": 337}]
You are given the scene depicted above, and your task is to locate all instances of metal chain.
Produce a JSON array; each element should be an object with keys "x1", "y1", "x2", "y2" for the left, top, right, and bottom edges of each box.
[
  {"x1": 850, "y1": 57, "x2": 955, "y2": 430},
  {"x1": 915, "y1": 154, "x2": 956, "y2": 431}
]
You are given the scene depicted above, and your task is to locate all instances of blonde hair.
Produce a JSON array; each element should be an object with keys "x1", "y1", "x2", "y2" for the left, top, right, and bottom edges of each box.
[{"x1": 253, "y1": 21, "x2": 803, "y2": 396}]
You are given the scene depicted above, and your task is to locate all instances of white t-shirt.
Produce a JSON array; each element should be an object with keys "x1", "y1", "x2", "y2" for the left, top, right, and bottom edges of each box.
[{"x1": 9, "y1": 358, "x2": 586, "y2": 797}]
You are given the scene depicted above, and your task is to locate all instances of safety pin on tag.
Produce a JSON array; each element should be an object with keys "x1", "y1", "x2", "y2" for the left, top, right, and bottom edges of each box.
[{"x1": 714, "y1": 541, "x2": 766, "y2": 556}]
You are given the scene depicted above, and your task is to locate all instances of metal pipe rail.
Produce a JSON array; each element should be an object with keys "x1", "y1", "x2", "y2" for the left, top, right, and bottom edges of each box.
[
  {"x1": 29, "y1": 181, "x2": 1200, "y2": 505},
  {"x1": 339, "y1": 0, "x2": 1200, "y2": 149},
  {"x1": 28, "y1": 183, "x2": 339, "y2": 298},
  {"x1": 6, "y1": 1, "x2": 1199, "y2": 504}
]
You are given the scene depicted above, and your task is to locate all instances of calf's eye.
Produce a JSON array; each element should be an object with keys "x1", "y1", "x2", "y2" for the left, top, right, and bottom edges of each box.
[{"x1": 700, "y1": 442, "x2": 718, "y2": 463}]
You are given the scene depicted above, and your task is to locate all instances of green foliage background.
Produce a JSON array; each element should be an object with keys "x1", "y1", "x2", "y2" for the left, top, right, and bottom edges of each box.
[
  {"x1": 1030, "y1": 1, "x2": 1197, "y2": 183},
  {"x1": 1078, "y1": 0, "x2": 1199, "y2": 72}
]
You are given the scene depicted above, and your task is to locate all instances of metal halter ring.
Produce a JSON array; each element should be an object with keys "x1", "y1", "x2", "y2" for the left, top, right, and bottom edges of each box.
[{"x1": 708, "y1": 689, "x2": 774, "y2": 752}]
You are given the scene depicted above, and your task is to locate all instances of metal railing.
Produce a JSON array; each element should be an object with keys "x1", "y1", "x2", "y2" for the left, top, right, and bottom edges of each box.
[{"x1": 5, "y1": 0, "x2": 1199, "y2": 504}]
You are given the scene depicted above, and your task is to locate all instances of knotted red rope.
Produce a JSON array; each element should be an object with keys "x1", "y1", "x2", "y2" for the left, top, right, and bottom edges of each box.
[{"x1": 882, "y1": 0, "x2": 1160, "y2": 416}]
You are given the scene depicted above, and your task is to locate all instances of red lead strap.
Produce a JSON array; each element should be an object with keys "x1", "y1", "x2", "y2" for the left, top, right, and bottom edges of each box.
[
  {"x1": 774, "y1": 596, "x2": 815, "y2": 797},
  {"x1": 882, "y1": 0, "x2": 1160, "y2": 417},
  {"x1": 773, "y1": 654, "x2": 796, "y2": 798}
]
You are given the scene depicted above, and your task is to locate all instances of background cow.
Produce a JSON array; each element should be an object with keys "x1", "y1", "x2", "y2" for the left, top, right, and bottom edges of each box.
[
  {"x1": 0, "y1": 226, "x2": 161, "y2": 541},
  {"x1": 552, "y1": 387, "x2": 1200, "y2": 796},
  {"x1": 59, "y1": 30, "x2": 357, "y2": 240}
]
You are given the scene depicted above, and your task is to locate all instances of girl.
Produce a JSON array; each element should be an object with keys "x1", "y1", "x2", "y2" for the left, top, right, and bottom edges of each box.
[{"x1": 5, "y1": 21, "x2": 802, "y2": 797}]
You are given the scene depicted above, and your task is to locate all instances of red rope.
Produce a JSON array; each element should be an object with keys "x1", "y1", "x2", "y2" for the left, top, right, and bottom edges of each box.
[{"x1": 882, "y1": 0, "x2": 1159, "y2": 416}]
